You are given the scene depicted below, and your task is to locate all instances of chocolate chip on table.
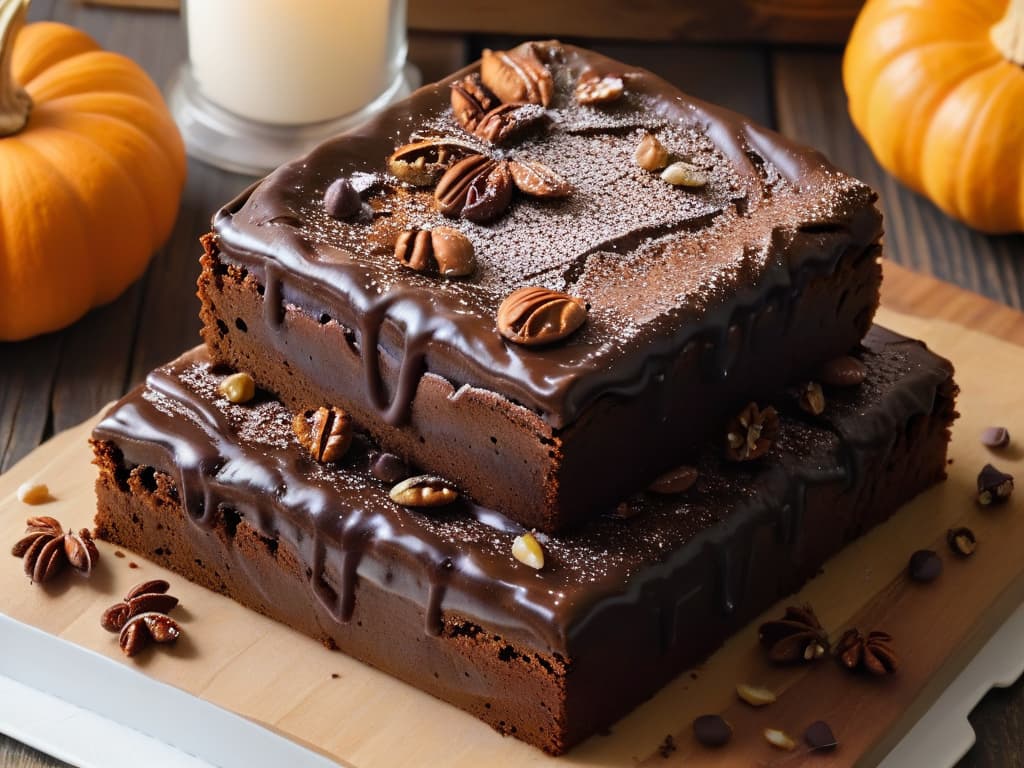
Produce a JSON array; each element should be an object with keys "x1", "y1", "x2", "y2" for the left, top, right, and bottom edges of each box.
[
  {"x1": 980, "y1": 426, "x2": 1010, "y2": 449},
  {"x1": 908, "y1": 549, "x2": 943, "y2": 583},
  {"x1": 947, "y1": 527, "x2": 977, "y2": 557},
  {"x1": 804, "y1": 720, "x2": 838, "y2": 751},
  {"x1": 817, "y1": 355, "x2": 867, "y2": 387},
  {"x1": 978, "y1": 463, "x2": 1014, "y2": 505},
  {"x1": 371, "y1": 452, "x2": 409, "y2": 484},
  {"x1": 323, "y1": 177, "x2": 362, "y2": 220},
  {"x1": 693, "y1": 714, "x2": 732, "y2": 747}
]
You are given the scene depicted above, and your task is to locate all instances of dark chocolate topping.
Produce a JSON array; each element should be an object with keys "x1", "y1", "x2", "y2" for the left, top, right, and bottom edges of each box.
[
  {"x1": 93, "y1": 326, "x2": 952, "y2": 655},
  {"x1": 212, "y1": 42, "x2": 881, "y2": 429}
]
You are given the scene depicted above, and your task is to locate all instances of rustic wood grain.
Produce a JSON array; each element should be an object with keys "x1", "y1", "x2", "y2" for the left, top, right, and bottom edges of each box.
[
  {"x1": 2, "y1": 5, "x2": 1024, "y2": 765},
  {"x1": 80, "y1": 0, "x2": 865, "y2": 44},
  {"x1": 0, "y1": 741, "x2": 71, "y2": 768}
]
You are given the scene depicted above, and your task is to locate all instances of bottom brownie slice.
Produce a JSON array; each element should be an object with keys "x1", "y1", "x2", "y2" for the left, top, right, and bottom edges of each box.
[{"x1": 91, "y1": 326, "x2": 956, "y2": 754}]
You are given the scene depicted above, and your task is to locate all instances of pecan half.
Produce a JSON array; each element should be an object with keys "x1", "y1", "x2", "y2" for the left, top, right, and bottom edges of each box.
[
  {"x1": 508, "y1": 160, "x2": 572, "y2": 199},
  {"x1": 497, "y1": 287, "x2": 587, "y2": 347},
  {"x1": 473, "y1": 102, "x2": 549, "y2": 146},
  {"x1": 450, "y1": 73, "x2": 497, "y2": 132},
  {"x1": 387, "y1": 138, "x2": 474, "y2": 187},
  {"x1": 758, "y1": 604, "x2": 829, "y2": 664},
  {"x1": 725, "y1": 402, "x2": 779, "y2": 461},
  {"x1": 293, "y1": 406, "x2": 353, "y2": 463},
  {"x1": 835, "y1": 628, "x2": 898, "y2": 676},
  {"x1": 395, "y1": 226, "x2": 476, "y2": 278},
  {"x1": 480, "y1": 46, "x2": 553, "y2": 107},
  {"x1": 575, "y1": 69, "x2": 624, "y2": 105},
  {"x1": 435, "y1": 155, "x2": 514, "y2": 223}
]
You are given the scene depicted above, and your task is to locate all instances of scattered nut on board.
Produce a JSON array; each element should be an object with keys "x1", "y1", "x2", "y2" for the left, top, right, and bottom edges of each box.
[
  {"x1": 512, "y1": 532, "x2": 545, "y2": 569},
  {"x1": 763, "y1": 728, "x2": 796, "y2": 750},
  {"x1": 736, "y1": 683, "x2": 776, "y2": 707},
  {"x1": 16, "y1": 482, "x2": 50, "y2": 505}
]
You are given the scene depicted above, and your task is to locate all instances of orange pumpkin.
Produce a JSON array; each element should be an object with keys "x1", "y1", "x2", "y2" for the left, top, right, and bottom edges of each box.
[
  {"x1": 843, "y1": 0, "x2": 1024, "y2": 234},
  {"x1": 0, "y1": 0, "x2": 186, "y2": 341}
]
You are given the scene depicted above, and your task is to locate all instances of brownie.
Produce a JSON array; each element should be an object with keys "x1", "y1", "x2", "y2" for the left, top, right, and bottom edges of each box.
[
  {"x1": 92, "y1": 326, "x2": 956, "y2": 754},
  {"x1": 199, "y1": 40, "x2": 884, "y2": 533}
]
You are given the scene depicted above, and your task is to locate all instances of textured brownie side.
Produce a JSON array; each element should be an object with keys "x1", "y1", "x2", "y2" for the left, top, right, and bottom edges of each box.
[
  {"x1": 92, "y1": 445, "x2": 571, "y2": 753},
  {"x1": 198, "y1": 237, "x2": 881, "y2": 532},
  {"x1": 93, "y1": 390, "x2": 949, "y2": 755},
  {"x1": 90, "y1": 328, "x2": 956, "y2": 755}
]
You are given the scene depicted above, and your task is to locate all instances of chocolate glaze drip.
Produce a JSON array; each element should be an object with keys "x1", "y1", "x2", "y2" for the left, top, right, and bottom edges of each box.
[
  {"x1": 93, "y1": 326, "x2": 953, "y2": 655},
  {"x1": 212, "y1": 42, "x2": 882, "y2": 429}
]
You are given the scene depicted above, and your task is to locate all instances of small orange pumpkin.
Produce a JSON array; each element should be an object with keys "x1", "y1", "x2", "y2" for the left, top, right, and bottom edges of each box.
[
  {"x1": 844, "y1": 0, "x2": 1024, "y2": 234},
  {"x1": 0, "y1": 0, "x2": 186, "y2": 341}
]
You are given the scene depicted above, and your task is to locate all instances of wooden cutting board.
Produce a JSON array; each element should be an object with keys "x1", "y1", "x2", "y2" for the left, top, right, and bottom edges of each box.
[{"x1": 1, "y1": 262, "x2": 1022, "y2": 767}]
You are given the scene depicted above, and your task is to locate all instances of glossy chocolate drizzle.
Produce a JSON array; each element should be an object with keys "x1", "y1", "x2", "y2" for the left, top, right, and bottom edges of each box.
[
  {"x1": 93, "y1": 327, "x2": 954, "y2": 656},
  {"x1": 212, "y1": 42, "x2": 882, "y2": 429}
]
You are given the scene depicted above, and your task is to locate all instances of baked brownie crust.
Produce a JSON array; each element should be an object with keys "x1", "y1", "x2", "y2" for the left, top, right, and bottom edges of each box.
[
  {"x1": 201, "y1": 41, "x2": 884, "y2": 531},
  {"x1": 92, "y1": 327, "x2": 956, "y2": 753}
]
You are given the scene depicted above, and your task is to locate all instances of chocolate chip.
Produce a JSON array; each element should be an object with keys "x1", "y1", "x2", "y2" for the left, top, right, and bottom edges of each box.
[
  {"x1": 817, "y1": 355, "x2": 867, "y2": 387},
  {"x1": 371, "y1": 452, "x2": 409, "y2": 484},
  {"x1": 647, "y1": 465, "x2": 698, "y2": 494},
  {"x1": 908, "y1": 549, "x2": 942, "y2": 583},
  {"x1": 804, "y1": 720, "x2": 837, "y2": 751},
  {"x1": 981, "y1": 426, "x2": 1010, "y2": 449},
  {"x1": 947, "y1": 527, "x2": 977, "y2": 557},
  {"x1": 324, "y1": 178, "x2": 362, "y2": 220},
  {"x1": 693, "y1": 714, "x2": 732, "y2": 747},
  {"x1": 978, "y1": 464, "x2": 1014, "y2": 505}
]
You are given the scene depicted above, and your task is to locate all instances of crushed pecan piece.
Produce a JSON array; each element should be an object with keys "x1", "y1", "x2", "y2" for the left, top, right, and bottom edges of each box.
[
  {"x1": 508, "y1": 160, "x2": 572, "y2": 199},
  {"x1": 473, "y1": 102, "x2": 549, "y2": 146},
  {"x1": 725, "y1": 402, "x2": 779, "y2": 461},
  {"x1": 450, "y1": 73, "x2": 497, "y2": 131},
  {"x1": 119, "y1": 612, "x2": 182, "y2": 657},
  {"x1": 575, "y1": 69, "x2": 624, "y2": 105},
  {"x1": 497, "y1": 287, "x2": 587, "y2": 347}
]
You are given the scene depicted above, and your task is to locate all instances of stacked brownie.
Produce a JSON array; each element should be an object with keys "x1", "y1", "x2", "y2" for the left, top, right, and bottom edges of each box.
[{"x1": 92, "y1": 42, "x2": 957, "y2": 754}]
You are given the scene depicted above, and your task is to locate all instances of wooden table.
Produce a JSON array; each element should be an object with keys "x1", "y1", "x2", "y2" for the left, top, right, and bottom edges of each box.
[{"x1": 1, "y1": 4, "x2": 1022, "y2": 766}]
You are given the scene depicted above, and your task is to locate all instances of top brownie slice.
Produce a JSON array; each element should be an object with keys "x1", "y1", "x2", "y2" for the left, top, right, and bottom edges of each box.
[{"x1": 199, "y1": 41, "x2": 883, "y2": 533}]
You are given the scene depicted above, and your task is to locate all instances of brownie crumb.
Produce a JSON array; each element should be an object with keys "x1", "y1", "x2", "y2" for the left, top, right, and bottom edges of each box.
[
  {"x1": 658, "y1": 734, "x2": 677, "y2": 758},
  {"x1": 129, "y1": 561, "x2": 139, "y2": 569},
  {"x1": 331, "y1": 673, "x2": 340, "y2": 679},
  {"x1": 114, "y1": 550, "x2": 126, "y2": 558}
]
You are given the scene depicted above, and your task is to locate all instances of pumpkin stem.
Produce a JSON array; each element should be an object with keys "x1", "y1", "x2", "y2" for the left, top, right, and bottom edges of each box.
[
  {"x1": 0, "y1": 0, "x2": 30, "y2": 136},
  {"x1": 993, "y1": 0, "x2": 1024, "y2": 66}
]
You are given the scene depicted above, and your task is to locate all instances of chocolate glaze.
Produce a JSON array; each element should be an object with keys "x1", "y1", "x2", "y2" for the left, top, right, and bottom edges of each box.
[
  {"x1": 93, "y1": 326, "x2": 954, "y2": 656},
  {"x1": 212, "y1": 41, "x2": 881, "y2": 429}
]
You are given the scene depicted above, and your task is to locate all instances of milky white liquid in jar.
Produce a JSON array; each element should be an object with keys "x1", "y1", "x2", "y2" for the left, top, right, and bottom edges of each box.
[{"x1": 186, "y1": 0, "x2": 406, "y2": 125}]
